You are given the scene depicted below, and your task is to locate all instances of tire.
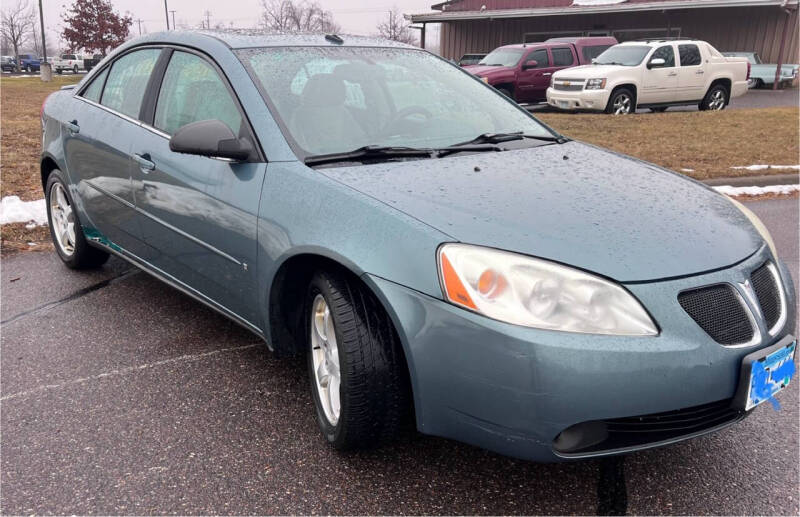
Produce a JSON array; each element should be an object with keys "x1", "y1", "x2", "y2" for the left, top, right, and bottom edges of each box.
[
  {"x1": 649, "y1": 106, "x2": 668, "y2": 113},
  {"x1": 305, "y1": 270, "x2": 411, "y2": 450},
  {"x1": 496, "y1": 86, "x2": 514, "y2": 100},
  {"x1": 45, "y1": 169, "x2": 109, "y2": 269},
  {"x1": 25, "y1": 65, "x2": 31, "y2": 73},
  {"x1": 56, "y1": 68, "x2": 62, "y2": 75},
  {"x1": 700, "y1": 84, "x2": 728, "y2": 111},
  {"x1": 73, "y1": 65, "x2": 79, "y2": 74},
  {"x1": 605, "y1": 88, "x2": 634, "y2": 115}
]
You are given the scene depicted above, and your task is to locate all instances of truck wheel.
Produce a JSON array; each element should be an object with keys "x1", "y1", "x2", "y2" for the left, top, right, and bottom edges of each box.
[
  {"x1": 305, "y1": 270, "x2": 411, "y2": 450},
  {"x1": 605, "y1": 88, "x2": 634, "y2": 115},
  {"x1": 56, "y1": 68, "x2": 62, "y2": 75},
  {"x1": 45, "y1": 169, "x2": 110, "y2": 269},
  {"x1": 700, "y1": 84, "x2": 728, "y2": 111},
  {"x1": 496, "y1": 86, "x2": 514, "y2": 101},
  {"x1": 25, "y1": 65, "x2": 31, "y2": 73},
  {"x1": 73, "y1": 65, "x2": 79, "y2": 74}
]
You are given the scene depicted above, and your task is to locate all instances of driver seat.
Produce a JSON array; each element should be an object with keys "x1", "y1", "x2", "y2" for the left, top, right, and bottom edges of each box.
[{"x1": 289, "y1": 74, "x2": 368, "y2": 154}]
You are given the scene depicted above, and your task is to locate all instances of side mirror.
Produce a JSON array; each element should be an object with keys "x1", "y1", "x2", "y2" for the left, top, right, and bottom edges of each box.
[
  {"x1": 522, "y1": 60, "x2": 538, "y2": 70},
  {"x1": 170, "y1": 120, "x2": 252, "y2": 162},
  {"x1": 647, "y1": 58, "x2": 666, "y2": 69}
]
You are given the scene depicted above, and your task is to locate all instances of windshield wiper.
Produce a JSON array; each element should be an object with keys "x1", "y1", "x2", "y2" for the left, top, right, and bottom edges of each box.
[
  {"x1": 304, "y1": 145, "x2": 434, "y2": 166},
  {"x1": 449, "y1": 132, "x2": 569, "y2": 147}
]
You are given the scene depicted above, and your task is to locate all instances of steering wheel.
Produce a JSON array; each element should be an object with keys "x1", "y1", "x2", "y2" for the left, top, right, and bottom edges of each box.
[{"x1": 381, "y1": 106, "x2": 434, "y2": 137}]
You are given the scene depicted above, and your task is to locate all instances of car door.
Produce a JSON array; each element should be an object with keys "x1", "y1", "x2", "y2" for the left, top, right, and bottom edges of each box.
[
  {"x1": 65, "y1": 48, "x2": 161, "y2": 258},
  {"x1": 675, "y1": 43, "x2": 706, "y2": 101},
  {"x1": 515, "y1": 48, "x2": 550, "y2": 103},
  {"x1": 131, "y1": 48, "x2": 266, "y2": 326},
  {"x1": 640, "y1": 44, "x2": 678, "y2": 105}
]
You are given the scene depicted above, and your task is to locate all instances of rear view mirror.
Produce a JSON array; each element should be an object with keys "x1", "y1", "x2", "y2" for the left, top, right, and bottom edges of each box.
[
  {"x1": 647, "y1": 58, "x2": 666, "y2": 69},
  {"x1": 522, "y1": 60, "x2": 538, "y2": 70},
  {"x1": 170, "y1": 119, "x2": 252, "y2": 162}
]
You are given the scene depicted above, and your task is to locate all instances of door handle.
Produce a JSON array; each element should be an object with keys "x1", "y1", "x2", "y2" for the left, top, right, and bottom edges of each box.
[
  {"x1": 668, "y1": 72, "x2": 678, "y2": 77},
  {"x1": 542, "y1": 72, "x2": 552, "y2": 76},
  {"x1": 696, "y1": 70, "x2": 705, "y2": 74},
  {"x1": 65, "y1": 120, "x2": 80, "y2": 134},
  {"x1": 133, "y1": 153, "x2": 156, "y2": 172}
]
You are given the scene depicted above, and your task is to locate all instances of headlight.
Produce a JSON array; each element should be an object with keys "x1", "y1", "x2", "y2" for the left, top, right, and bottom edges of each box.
[
  {"x1": 585, "y1": 78, "x2": 607, "y2": 90},
  {"x1": 437, "y1": 244, "x2": 658, "y2": 336},
  {"x1": 481, "y1": 76, "x2": 489, "y2": 84},
  {"x1": 727, "y1": 197, "x2": 778, "y2": 258}
]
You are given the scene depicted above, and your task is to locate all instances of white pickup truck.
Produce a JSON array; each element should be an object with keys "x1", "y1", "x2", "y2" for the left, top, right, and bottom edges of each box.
[
  {"x1": 52, "y1": 53, "x2": 85, "y2": 74},
  {"x1": 546, "y1": 39, "x2": 749, "y2": 114}
]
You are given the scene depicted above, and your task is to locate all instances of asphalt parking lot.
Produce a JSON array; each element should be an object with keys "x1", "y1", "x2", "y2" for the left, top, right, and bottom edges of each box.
[{"x1": 1, "y1": 198, "x2": 798, "y2": 515}]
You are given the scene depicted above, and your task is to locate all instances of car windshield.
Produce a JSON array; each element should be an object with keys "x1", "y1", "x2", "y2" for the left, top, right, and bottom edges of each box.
[
  {"x1": 593, "y1": 45, "x2": 652, "y2": 66},
  {"x1": 478, "y1": 48, "x2": 525, "y2": 67},
  {"x1": 237, "y1": 46, "x2": 555, "y2": 158}
]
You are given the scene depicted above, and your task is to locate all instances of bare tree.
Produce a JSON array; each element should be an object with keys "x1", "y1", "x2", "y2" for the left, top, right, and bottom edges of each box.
[
  {"x1": 377, "y1": 7, "x2": 417, "y2": 45},
  {"x1": 259, "y1": 0, "x2": 339, "y2": 33},
  {"x1": 0, "y1": 0, "x2": 35, "y2": 70}
]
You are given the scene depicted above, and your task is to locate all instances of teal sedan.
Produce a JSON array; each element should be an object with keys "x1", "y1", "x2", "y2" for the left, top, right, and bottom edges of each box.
[{"x1": 40, "y1": 31, "x2": 796, "y2": 461}]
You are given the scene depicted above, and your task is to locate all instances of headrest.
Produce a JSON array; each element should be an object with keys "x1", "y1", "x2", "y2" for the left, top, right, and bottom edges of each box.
[{"x1": 301, "y1": 73, "x2": 346, "y2": 108}]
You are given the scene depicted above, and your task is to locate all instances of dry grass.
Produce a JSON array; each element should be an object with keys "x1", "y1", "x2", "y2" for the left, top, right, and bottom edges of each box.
[
  {"x1": 0, "y1": 76, "x2": 798, "y2": 254},
  {"x1": 537, "y1": 108, "x2": 800, "y2": 181}
]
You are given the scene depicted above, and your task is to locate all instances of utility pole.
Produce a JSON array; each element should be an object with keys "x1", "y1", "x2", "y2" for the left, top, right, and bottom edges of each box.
[
  {"x1": 38, "y1": 0, "x2": 51, "y2": 81},
  {"x1": 164, "y1": 0, "x2": 170, "y2": 30},
  {"x1": 136, "y1": 18, "x2": 143, "y2": 35},
  {"x1": 204, "y1": 10, "x2": 211, "y2": 30},
  {"x1": 170, "y1": 10, "x2": 177, "y2": 30},
  {"x1": 38, "y1": 0, "x2": 47, "y2": 63}
]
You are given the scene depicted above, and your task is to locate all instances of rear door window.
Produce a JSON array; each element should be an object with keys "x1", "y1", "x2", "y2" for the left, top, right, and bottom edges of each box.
[
  {"x1": 154, "y1": 51, "x2": 243, "y2": 136},
  {"x1": 678, "y1": 44, "x2": 702, "y2": 67},
  {"x1": 524, "y1": 49, "x2": 549, "y2": 68},
  {"x1": 551, "y1": 47, "x2": 575, "y2": 67},
  {"x1": 100, "y1": 48, "x2": 160, "y2": 119},
  {"x1": 81, "y1": 68, "x2": 108, "y2": 103}
]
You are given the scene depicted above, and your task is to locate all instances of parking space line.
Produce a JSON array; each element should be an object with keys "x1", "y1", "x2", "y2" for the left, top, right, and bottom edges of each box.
[{"x1": 0, "y1": 343, "x2": 261, "y2": 402}]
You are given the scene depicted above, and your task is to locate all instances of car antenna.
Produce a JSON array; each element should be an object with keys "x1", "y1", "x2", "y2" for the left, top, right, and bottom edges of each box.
[{"x1": 325, "y1": 34, "x2": 344, "y2": 44}]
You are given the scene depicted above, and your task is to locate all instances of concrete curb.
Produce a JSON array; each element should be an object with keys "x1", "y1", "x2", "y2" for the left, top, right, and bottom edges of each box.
[{"x1": 702, "y1": 173, "x2": 799, "y2": 187}]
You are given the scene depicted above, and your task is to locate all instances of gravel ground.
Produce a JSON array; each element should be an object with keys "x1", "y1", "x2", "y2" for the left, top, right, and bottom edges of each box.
[{"x1": 1, "y1": 198, "x2": 797, "y2": 515}]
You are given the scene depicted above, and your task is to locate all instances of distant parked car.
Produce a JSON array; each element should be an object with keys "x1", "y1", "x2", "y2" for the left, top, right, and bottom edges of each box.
[
  {"x1": 547, "y1": 39, "x2": 749, "y2": 114},
  {"x1": 1, "y1": 55, "x2": 16, "y2": 72},
  {"x1": 17, "y1": 54, "x2": 40, "y2": 73},
  {"x1": 458, "y1": 53, "x2": 485, "y2": 66},
  {"x1": 53, "y1": 53, "x2": 86, "y2": 74},
  {"x1": 82, "y1": 54, "x2": 105, "y2": 72},
  {"x1": 722, "y1": 52, "x2": 798, "y2": 88},
  {"x1": 464, "y1": 37, "x2": 617, "y2": 103}
]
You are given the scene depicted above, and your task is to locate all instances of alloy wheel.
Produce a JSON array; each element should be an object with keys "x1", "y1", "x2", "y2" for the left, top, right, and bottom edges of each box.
[
  {"x1": 310, "y1": 294, "x2": 341, "y2": 426},
  {"x1": 613, "y1": 94, "x2": 632, "y2": 115},
  {"x1": 709, "y1": 90, "x2": 726, "y2": 110},
  {"x1": 49, "y1": 182, "x2": 76, "y2": 256}
]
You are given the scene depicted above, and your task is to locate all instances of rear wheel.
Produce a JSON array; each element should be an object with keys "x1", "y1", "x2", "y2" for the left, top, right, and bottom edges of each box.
[
  {"x1": 700, "y1": 84, "x2": 728, "y2": 111},
  {"x1": 306, "y1": 270, "x2": 410, "y2": 450},
  {"x1": 605, "y1": 88, "x2": 634, "y2": 115},
  {"x1": 56, "y1": 68, "x2": 63, "y2": 75},
  {"x1": 73, "y1": 65, "x2": 79, "y2": 74},
  {"x1": 25, "y1": 65, "x2": 31, "y2": 73},
  {"x1": 45, "y1": 170, "x2": 109, "y2": 269}
]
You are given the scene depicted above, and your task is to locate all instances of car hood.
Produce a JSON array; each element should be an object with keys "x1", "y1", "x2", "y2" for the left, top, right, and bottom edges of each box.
[
  {"x1": 319, "y1": 142, "x2": 762, "y2": 283},
  {"x1": 554, "y1": 64, "x2": 628, "y2": 78}
]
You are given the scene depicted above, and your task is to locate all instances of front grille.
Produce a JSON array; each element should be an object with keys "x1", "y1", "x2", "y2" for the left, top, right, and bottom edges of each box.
[
  {"x1": 751, "y1": 262, "x2": 782, "y2": 331},
  {"x1": 678, "y1": 284, "x2": 754, "y2": 345},
  {"x1": 553, "y1": 82, "x2": 584, "y2": 91},
  {"x1": 554, "y1": 399, "x2": 742, "y2": 455}
]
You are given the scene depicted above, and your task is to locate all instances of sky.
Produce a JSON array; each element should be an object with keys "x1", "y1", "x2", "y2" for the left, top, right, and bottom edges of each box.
[{"x1": 37, "y1": 0, "x2": 439, "y2": 53}]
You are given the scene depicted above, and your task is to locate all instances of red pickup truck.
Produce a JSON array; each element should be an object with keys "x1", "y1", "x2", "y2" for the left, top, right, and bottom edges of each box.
[{"x1": 464, "y1": 36, "x2": 618, "y2": 103}]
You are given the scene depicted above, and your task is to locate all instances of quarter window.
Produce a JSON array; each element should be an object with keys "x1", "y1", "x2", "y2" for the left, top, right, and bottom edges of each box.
[
  {"x1": 551, "y1": 48, "x2": 575, "y2": 67},
  {"x1": 651, "y1": 45, "x2": 675, "y2": 67},
  {"x1": 154, "y1": 51, "x2": 243, "y2": 136},
  {"x1": 678, "y1": 44, "x2": 702, "y2": 66},
  {"x1": 100, "y1": 49, "x2": 160, "y2": 119},
  {"x1": 81, "y1": 68, "x2": 108, "y2": 103},
  {"x1": 524, "y1": 49, "x2": 549, "y2": 68}
]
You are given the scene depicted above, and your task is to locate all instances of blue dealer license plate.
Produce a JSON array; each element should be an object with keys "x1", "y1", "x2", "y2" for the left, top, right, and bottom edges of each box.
[{"x1": 745, "y1": 341, "x2": 795, "y2": 411}]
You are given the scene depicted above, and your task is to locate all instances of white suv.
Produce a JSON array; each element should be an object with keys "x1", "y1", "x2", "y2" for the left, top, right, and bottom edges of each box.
[{"x1": 546, "y1": 39, "x2": 749, "y2": 114}]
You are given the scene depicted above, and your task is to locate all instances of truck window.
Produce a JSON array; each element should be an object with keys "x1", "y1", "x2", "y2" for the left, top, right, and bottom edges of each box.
[
  {"x1": 524, "y1": 49, "x2": 549, "y2": 68},
  {"x1": 551, "y1": 48, "x2": 574, "y2": 67},
  {"x1": 582, "y1": 45, "x2": 611, "y2": 62},
  {"x1": 678, "y1": 44, "x2": 702, "y2": 67}
]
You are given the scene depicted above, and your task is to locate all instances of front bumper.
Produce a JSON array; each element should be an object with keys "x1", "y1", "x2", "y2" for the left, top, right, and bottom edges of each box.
[
  {"x1": 546, "y1": 87, "x2": 610, "y2": 111},
  {"x1": 367, "y1": 246, "x2": 796, "y2": 462}
]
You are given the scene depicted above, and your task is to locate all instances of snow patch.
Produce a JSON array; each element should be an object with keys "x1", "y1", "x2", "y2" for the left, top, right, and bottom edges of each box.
[
  {"x1": 680, "y1": 168, "x2": 695, "y2": 172},
  {"x1": 0, "y1": 196, "x2": 47, "y2": 225},
  {"x1": 714, "y1": 184, "x2": 800, "y2": 197},
  {"x1": 730, "y1": 164, "x2": 800, "y2": 171}
]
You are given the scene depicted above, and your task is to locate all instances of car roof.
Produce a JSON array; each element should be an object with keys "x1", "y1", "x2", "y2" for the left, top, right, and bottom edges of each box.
[
  {"x1": 617, "y1": 39, "x2": 707, "y2": 46},
  {"x1": 133, "y1": 29, "x2": 415, "y2": 50}
]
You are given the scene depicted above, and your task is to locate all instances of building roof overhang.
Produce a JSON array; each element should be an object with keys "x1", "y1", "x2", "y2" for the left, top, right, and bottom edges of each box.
[{"x1": 409, "y1": 0, "x2": 799, "y2": 23}]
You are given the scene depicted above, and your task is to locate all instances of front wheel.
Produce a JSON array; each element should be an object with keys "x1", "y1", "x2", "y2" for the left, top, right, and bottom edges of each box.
[
  {"x1": 496, "y1": 86, "x2": 514, "y2": 101},
  {"x1": 700, "y1": 84, "x2": 728, "y2": 111},
  {"x1": 45, "y1": 170, "x2": 109, "y2": 269},
  {"x1": 56, "y1": 68, "x2": 62, "y2": 75},
  {"x1": 73, "y1": 65, "x2": 79, "y2": 74},
  {"x1": 306, "y1": 271, "x2": 411, "y2": 450},
  {"x1": 605, "y1": 88, "x2": 634, "y2": 115}
]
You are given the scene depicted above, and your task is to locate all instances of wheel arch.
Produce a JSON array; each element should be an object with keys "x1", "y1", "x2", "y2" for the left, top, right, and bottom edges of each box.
[
  {"x1": 610, "y1": 83, "x2": 638, "y2": 105},
  {"x1": 708, "y1": 77, "x2": 732, "y2": 95},
  {"x1": 40, "y1": 155, "x2": 60, "y2": 190}
]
